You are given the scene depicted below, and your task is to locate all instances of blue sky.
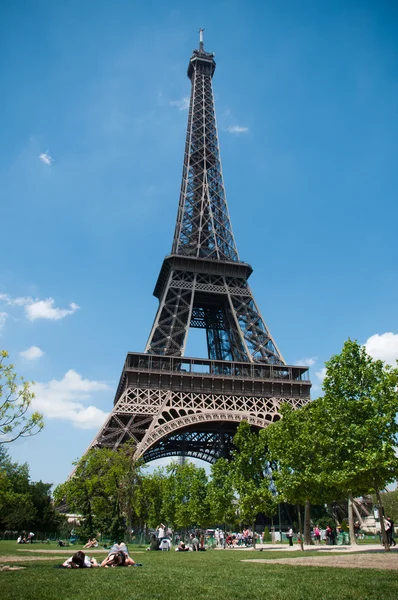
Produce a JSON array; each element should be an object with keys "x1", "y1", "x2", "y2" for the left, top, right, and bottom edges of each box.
[{"x1": 1, "y1": 0, "x2": 397, "y2": 485}]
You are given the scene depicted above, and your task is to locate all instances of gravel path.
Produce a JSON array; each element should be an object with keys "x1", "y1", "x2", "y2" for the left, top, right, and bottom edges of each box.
[{"x1": 242, "y1": 552, "x2": 398, "y2": 570}]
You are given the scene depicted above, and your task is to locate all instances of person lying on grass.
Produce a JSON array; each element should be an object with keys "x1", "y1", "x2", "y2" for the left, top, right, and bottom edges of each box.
[
  {"x1": 101, "y1": 550, "x2": 136, "y2": 567},
  {"x1": 62, "y1": 551, "x2": 99, "y2": 568},
  {"x1": 100, "y1": 542, "x2": 136, "y2": 567}
]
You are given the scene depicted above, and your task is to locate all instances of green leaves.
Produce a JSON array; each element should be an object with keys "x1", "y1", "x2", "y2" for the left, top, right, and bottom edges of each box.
[
  {"x1": 0, "y1": 446, "x2": 62, "y2": 532},
  {"x1": 0, "y1": 350, "x2": 44, "y2": 444},
  {"x1": 55, "y1": 441, "x2": 142, "y2": 538},
  {"x1": 321, "y1": 339, "x2": 398, "y2": 496},
  {"x1": 265, "y1": 338, "x2": 398, "y2": 550},
  {"x1": 208, "y1": 458, "x2": 235, "y2": 524},
  {"x1": 162, "y1": 461, "x2": 211, "y2": 529},
  {"x1": 230, "y1": 421, "x2": 275, "y2": 526}
]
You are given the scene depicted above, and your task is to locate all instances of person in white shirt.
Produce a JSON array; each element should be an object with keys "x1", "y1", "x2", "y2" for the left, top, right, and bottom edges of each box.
[
  {"x1": 157, "y1": 523, "x2": 165, "y2": 540},
  {"x1": 62, "y1": 551, "x2": 99, "y2": 568},
  {"x1": 287, "y1": 527, "x2": 294, "y2": 547}
]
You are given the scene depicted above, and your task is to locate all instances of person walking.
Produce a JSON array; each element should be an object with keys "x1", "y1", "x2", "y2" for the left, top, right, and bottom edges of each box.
[
  {"x1": 387, "y1": 517, "x2": 396, "y2": 546},
  {"x1": 215, "y1": 528, "x2": 220, "y2": 547},
  {"x1": 219, "y1": 529, "x2": 224, "y2": 548},
  {"x1": 287, "y1": 527, "x2": 294, "y2": 547},
  {"x1": 325, "y1": 525, "x2": 332, "y2": 545}
]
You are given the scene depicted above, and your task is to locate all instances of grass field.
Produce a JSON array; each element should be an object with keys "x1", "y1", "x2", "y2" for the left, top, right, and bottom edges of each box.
[{"x1": 1, "y1": 541, "x2": 397, "y2": 600}]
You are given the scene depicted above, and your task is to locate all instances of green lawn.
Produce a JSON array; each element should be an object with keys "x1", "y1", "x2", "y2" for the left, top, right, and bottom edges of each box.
[{"x1": 0, "y1": 541, "x2": 396, "y2": 600}]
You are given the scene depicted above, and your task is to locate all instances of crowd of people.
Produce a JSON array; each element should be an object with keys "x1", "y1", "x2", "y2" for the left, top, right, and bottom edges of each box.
[
  {"x1": 147, "y1": 524, "x2": 206, "y2": 552},
  {"x1": 51, "y1": 513, "x2": 398, "y2": 567}
]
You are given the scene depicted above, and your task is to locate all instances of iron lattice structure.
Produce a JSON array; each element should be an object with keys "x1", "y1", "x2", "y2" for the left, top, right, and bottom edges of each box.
[{"x1": 91, "y1": 34, "x2": 311, "y2": 463}]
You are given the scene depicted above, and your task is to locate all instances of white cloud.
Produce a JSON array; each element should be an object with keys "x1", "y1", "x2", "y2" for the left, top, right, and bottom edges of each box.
[
  {"x1": 0, "y1": 312, "x2": 8, "y2": 331},
  {"x1": 19, "y1": 345, "x2": 45, "y2": 360},
  {"x1": 25, "y1": 298, "x2": 80, "y2": 321},
  {"x1": 310, "y1": 366, "x2": 327, "y2": 393},
  {"x1": 296, "y1": 357, "x2": 317, "y2": 367},
  {"x1": 225, "y1": 125, "x2": 249, "y2": 134},
  {"x1": 32, "y1": 370, "x2": 110, "y2": 429},
  {"x1": 170, "y1": 97, "x2": 190, "y2": 110},
  {"x1": 364, "y1": 332, "x2": 398, "y2": 366},
  {"x1": 39, "y1": 152, "x2": 53, "y2": 166},
  {"x1": 315, "y1": 367, "x2": 327, "y2": 383},
  {"x1": 0, "y1": 294, "x2": 32, "y2": 307},
  {"x1": 0, "y1": 293, "x2": 80, "y2": 322}
]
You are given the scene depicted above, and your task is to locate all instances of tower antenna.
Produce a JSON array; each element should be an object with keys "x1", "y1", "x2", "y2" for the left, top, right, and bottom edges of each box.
[{"x1": 199, "y1": 27, "x2": 204, "y2": 51}]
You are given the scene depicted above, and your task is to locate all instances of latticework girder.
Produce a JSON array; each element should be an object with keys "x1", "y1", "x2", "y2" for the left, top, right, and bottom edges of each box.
[
  {"x1": 172, "y1": 46, "x2": 238, "y2": 262},
  {"x1": 91, "y1": 384, "x2": 309, "y2": 462}
]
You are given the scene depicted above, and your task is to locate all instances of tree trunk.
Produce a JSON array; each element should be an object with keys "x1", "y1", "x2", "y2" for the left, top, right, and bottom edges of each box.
[
  {"x1": 375, "y1": 487, "x2": 390, "y2": 551},
  {"x1": 348, "y1": 492, "x2": 357, "y2": 545},
  {"x1": 297, "y1": 503, "x2": 304, "y2": 551},
  {"x1": 304, "y1": 500, "x2": 313, "y2": 545},
  {"x1": 353, "y1": 501, "x2": 364, "y2": 527}
]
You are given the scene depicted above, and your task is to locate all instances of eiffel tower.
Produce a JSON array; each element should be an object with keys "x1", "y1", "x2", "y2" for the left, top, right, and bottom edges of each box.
[{"x1": 91, "y1": 31, "x2": 311, "y2": 463}]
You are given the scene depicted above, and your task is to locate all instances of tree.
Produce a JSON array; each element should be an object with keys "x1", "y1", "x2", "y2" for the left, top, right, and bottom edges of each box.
[
  {"x1": 135, "y1": 470, "x2": 166, "y2": 533},
  {"x1": 0, "y1": 350, "x2": 43, "y2": 444},
  {"x1": 54, "y1": 441, "x2": 142, "y2": 540},
  {"x1": 29, "y1": 481, "x2": 65, "y2": 532},
  {"x1": 231, "y1": 421, "x2": 275, "y2": 547},
  {"x1": 0, "y1": 446, "x2": 62, "y2": 533},
  {"x1": 321, "y1": 339, "x2": 398, "y2": 550},
  {"x1": 264, "y1": 402, "x2": 341, "y2": 550},
  {"x1": 162, "y1": 461, "x2": 210, "y2": 531}
]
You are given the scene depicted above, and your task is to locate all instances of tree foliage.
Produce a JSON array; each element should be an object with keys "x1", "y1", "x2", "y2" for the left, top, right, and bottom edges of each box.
[
  {"x1": 321, "y1": 339, "x2": 398, "y2": 494},
  {"x1": 264, "y1": 402, "x2": 339, "y2": 507},
  {"x1": 54, "y1": 441, "x2": 142, "y2": 540},
  {"x1": 162, "y1": 461, "x2": 210, "y2": 530},
  {"x1": 0, "y1": 350, "x2": 43, "y2": 444},
  {"x1": 208, "y1": 458, "x2": 236, "y2": 525},
  {"x1": 135, "y1": 470, "x2": 166, "y2": 530},
  {"x1": 0, "y1": 446, "x2": 62, "y2": 532},
  {"x1": 320, "y1": 339, "x2": 398, "y2": 549},
  {"x1": 265, "y1": 338, "x2": 398, "y2": 550}
]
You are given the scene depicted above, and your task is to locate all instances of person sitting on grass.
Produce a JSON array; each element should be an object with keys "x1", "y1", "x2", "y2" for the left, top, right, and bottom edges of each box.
[
  {"x1": 101, "y1": 550, "x2": 136, "y2": 567},
  {"x1": 17, "y1": 535, "x2": 27, "y2": 544},
  {"x1": 146, "y1": 534, "x2": 160, "y2": 551},
  {"x1": 190, "y1": 533, "x2": 200, "y2": 551},
  {"x1": 83, "y1": 538, "x2": 98, "y2": 548},
  {"x1": 62, "y1": 551, "x2": 99, "y2": 568}
]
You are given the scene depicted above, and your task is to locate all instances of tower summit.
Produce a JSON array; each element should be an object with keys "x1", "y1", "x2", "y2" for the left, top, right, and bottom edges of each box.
[{"x1": 90, "y1": 35, "x2": 311, "y2": 463}]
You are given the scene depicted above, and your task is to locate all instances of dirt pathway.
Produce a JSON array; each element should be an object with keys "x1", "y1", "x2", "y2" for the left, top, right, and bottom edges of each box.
[{"x1": 242, "y1": 553, "x2": 398, "y2": 570}]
